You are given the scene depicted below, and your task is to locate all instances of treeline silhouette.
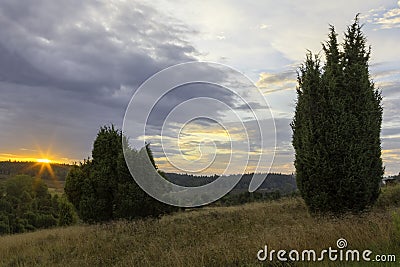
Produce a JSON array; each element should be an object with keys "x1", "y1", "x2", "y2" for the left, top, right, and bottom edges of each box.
[
  {"x1": 165, "y1": 173, "x2": 298, "y2": 206},
  {"x1": 0, "y1": 161, "x2": 71, "y2": 182},
  {"x1": 165, "y1": 172, "x2": 297, "y2": 194}
]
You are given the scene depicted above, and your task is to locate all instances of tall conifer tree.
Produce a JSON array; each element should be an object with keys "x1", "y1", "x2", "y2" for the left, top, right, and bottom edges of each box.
[{"x1": 291, "y1": 16, "x2": 383, "y2": 213}]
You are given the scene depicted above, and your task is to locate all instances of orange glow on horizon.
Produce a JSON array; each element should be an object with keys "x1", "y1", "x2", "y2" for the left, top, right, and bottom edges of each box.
[
  {"x1": 0, "y1": 145, "x2": 71, "y2": 190},
  {"x1": 0, "y1": 152, "x2": 78, "y2": 165},
  {"x1": 37, "y1": 158, "x2": 52, "y2": 164}
]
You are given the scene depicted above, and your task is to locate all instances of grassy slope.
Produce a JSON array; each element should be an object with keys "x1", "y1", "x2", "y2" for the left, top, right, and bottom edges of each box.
[{"x1": 1, "y1": 196, "x2": 399, "y2": 267}]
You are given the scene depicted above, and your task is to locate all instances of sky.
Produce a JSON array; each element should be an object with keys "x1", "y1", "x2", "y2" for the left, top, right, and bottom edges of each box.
[{"x1": 0, "y1": 0, "x2": 399, "y2": 175}]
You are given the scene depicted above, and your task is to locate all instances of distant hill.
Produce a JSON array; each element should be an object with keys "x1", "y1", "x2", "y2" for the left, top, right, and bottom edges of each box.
[
  {"x1": 0, "y1": 161, "x2": 72, "y2": 189},
  {"x1": 0, "y1": 161, "x2": 297, "y2": 193},
  {"x1": 388, "y1": 173, "x2": 400, "y2": 181},
  {"x1": 165, "y1": 172, "x2": 297, "y2": 194}
]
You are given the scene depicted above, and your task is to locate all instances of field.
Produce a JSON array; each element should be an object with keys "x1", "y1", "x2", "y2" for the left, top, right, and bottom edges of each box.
[{"x1": 1, "y1": 188, "x2": 400, "y2": 267}]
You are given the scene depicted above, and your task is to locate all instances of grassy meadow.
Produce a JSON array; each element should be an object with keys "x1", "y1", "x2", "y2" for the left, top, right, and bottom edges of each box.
[{"x1": 1, "y1": 185, "x2": 400, "y2": 267}]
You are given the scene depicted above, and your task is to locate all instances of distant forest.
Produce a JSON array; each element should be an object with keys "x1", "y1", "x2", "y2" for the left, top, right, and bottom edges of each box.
[
  {"x1": 0, "y1": 161, "x2": 70, "y2": 179},
  {"x1": 0, "y1": 161, "x2": 71, "y2": 190},
  {"x1": 165, "y1": 172, "x2": 297, "y2": 194},
  {"x1": 0, "y1": 161, "x2": 296, "y2": 193}
]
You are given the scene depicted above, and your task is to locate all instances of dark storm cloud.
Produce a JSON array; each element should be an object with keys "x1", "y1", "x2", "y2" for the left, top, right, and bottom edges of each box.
[
  {"x1": 0, "y1": 0, "x2": 197, "y2": 94},
  {"x1": 0, "y1": 0, "x2": 202, "y2": 160}
]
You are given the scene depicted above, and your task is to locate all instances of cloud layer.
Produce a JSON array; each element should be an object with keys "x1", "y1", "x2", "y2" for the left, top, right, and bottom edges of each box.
[{"x1": 0, "y1": 0, "x2": 399, "y2": 175}]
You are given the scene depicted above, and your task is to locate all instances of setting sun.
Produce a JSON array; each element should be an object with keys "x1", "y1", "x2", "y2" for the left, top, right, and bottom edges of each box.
[{"x1": 37, "y1": 158, "x2": 52, "y2": 164}]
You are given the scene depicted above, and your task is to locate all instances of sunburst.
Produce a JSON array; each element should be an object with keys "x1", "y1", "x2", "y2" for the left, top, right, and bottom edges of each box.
[
  {"x1": 34, "y1": 158, "x2": 60, "y2": 189},
  {"x1": 21, "y1": 145, "x2": 62, "y2": 190},
  {"x1": 37, "y1": 158, "x2": 51, "y2": 164}
]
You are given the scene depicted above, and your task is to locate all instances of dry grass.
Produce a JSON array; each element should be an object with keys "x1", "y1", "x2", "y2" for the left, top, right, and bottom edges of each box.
[{"x1": 0, "y1": 196, "x2": 399, "y2": 267}]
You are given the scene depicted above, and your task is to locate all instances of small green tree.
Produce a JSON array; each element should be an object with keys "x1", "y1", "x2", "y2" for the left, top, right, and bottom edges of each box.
[
  {"x1": 58, "y1": 197, "x2": 78, "y2": 226},
  {"x1": 291, "y1": 16, "x2": 383, "y2": 214},
  {"x1": 64, "y1": 163, "x2": 86, "y2": 210}
]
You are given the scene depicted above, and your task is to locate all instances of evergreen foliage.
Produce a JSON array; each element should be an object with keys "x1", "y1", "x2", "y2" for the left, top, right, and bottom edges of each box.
[
  {"x1": 291, "y1": 16, "x2": 383, "y2": 213},
  {"x1": 0, "y1": 175, "x2": 77, "y2": 235},
  {"x1": 65, "y1": 125, "x2": 176, "y2": 223}
]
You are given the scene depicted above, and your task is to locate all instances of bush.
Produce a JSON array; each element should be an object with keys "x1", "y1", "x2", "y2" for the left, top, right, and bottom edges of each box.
[
  {"x1": 58, "y1": 197, "x2": 78, "y2": 226},
  {"x1": 391, "y1": 211, "x2": 400, "y2": 244},
  {"x1": 214, "y1": 191, "x2": 282, "y2": 206},
  {"x1": 0, "y1": 175, "x2": 77, "y2": 235},
  {"x1": 376, "y1": 184, "x2": 400, "y2": 209},
  {"x1": 65, "y1": 125, "x2": 177, "y2": 223}
]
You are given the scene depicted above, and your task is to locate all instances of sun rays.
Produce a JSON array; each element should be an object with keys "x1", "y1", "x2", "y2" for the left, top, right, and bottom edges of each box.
[
  {"x1": 36, "y1": 158, "x2": 52, "y2": 164},
  {"x1": 32, "y1": 158, "x2": 61, "y2": 190},
  {"x1": 17, "y1": 145, "x2": 63, "y2": 190},
  {"x1": 35, "y1": 159, "x2": 56, "y2": 179}
]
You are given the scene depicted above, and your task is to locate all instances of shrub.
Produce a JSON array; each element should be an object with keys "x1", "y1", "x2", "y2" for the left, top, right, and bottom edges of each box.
[{"x1": 65, "y1": 125, "x2": 177, "y2": 223}]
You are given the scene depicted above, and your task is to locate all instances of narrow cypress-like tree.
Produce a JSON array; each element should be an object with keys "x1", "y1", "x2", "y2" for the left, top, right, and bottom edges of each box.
[
  {"x1": 340, "y1": 16, "x2": 383, "y2": 210},
  {"x1": 292, "y1": 53, "x2": 324, "y2": 212},
  {"x1": 291, "y1": 16, "x2": 383, "y2": 214}
]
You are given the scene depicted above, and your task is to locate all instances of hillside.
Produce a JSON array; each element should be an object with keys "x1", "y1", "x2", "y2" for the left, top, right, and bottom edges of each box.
[
  {"x1": 0, "y1": 162, "x2": 297, "y2": 195},
  {"x1": 1, "y1": 190, "x2": 399, "y2": 266},
  {"x1": 0, "y1": 161, "x2": 71, "y2": 191},
  {"x1": 166, "y1": 172, "x2": 297, "y2": 194},
  {"x1": 0, "y1": 161, "x2": 71, "y2": 180}
]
